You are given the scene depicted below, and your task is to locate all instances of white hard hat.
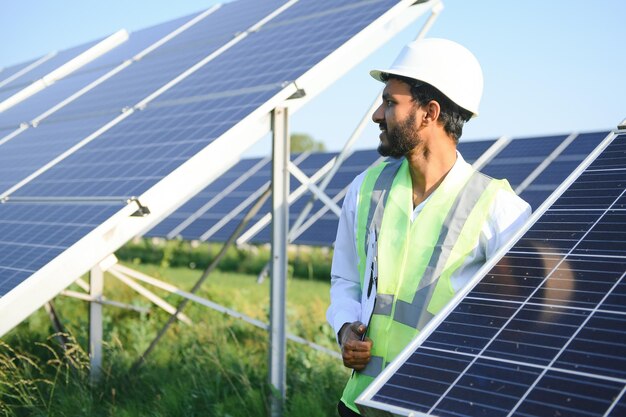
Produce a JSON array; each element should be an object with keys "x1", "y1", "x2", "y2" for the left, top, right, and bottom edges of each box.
[{"x1": 370, "y1": 38, "x2": 483, "y2": 117}]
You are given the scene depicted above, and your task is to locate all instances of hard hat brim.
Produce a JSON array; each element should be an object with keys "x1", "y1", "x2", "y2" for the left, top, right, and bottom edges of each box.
[{"x1": 368, "y1": 68, "x2": 479, "y2": 118}]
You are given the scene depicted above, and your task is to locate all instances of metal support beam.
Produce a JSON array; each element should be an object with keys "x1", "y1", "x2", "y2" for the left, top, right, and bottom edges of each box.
[
  {"x1": 270, "y1": 107, "x2": 289, "y2": 417},
  {"x1": 89, "y1": 265, "x2": 104, "y2": 384}
]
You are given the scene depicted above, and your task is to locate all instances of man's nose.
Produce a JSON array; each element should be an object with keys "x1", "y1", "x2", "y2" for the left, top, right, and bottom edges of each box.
[{"x1": 372, "y1": 103, "x2": 384, "y2": 123}]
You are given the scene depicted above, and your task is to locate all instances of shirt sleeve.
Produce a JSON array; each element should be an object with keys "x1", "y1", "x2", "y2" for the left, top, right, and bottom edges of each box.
[
  {"x1": 449, "y1": 188, "x2": 532, "y2": 293},
  {"x1": 326, "y1": 173, "x2": 366, "y2": 341},
  {"x1": 483, "y1": 188, "x2": 533, "y2": 260}
]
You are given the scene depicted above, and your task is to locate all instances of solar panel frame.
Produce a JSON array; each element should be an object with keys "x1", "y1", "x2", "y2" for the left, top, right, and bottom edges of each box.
[{"x1": 356, "y1": 129, "x2": 625, "y2": 417}]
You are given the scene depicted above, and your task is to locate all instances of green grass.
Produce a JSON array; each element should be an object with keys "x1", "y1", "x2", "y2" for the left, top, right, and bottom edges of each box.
[{"x1": 0, "y1": 264, "x2": 349, "y2": 416}]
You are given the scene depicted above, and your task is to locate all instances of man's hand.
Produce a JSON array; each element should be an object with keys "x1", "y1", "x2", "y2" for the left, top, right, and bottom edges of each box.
[{"x1": 339, "y1": 321, "x2": 373, "y2": 371}]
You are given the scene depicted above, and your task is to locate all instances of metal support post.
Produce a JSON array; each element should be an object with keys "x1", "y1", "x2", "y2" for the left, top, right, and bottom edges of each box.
[
  {"x1": 270, "y1": 107, "x2": 289, "y2": 417},
  {"x1": 89, "y1": 264, "x2": 104, "y2": 383}
]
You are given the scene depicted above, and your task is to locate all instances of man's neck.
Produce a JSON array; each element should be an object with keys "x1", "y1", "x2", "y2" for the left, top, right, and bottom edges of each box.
[{"x1": 405, "y1": 138, "x2": 457, "y2": 208}]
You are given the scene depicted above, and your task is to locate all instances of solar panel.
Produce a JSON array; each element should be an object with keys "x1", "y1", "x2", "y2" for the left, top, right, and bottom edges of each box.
[
  {"x1": 480, "y1": 134, "x2": 568, "y2": 189},
  {"x1": 0, "y1": 0, "x2": 436, "y2": 337},
  {"x1": 356, "y1": 131, "x2": 626, "y2": 417},
  {"x1": 457, "y1": 138, "x2": 496, "y2": 164},
  {"x1": 519, "y1": 131, "x2": 608, "y2": 210},
  {"x1": 0, "y1": 40, "x2": 103, "y2": 104},
  {"x1": 0, "y1": 54, "x2": 55, "y2": 91},
  {"x1": 0, "y1": 14, "x2": 196, "y2": 131}
]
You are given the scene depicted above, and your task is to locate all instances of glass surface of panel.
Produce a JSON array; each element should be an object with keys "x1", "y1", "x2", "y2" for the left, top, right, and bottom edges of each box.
[{"x1": 0, "y1": 202, "x2": 122, "y2": 296}]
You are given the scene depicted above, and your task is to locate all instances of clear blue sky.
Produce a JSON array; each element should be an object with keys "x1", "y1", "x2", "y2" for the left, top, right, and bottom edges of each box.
[{"x1": 1, "y1": 0, "x2": 625, "y2": 154}]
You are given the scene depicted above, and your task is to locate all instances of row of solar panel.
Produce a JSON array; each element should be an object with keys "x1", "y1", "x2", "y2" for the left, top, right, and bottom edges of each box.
[
  {"x1": 0, "y1": 0, "x2": 409, "y2": 297},
  {"x1": 145, "y1": 130, "x2": 610, "y2": 246}
]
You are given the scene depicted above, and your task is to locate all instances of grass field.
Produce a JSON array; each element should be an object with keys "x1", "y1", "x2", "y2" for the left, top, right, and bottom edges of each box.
[{"x1": 0, "y1": 263, "x2": 349, "y2": 416}]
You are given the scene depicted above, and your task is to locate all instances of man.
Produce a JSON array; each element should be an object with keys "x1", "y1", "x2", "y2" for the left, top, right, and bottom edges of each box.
[{"x1": 326, "y1": 38, "x2": 531, "y2": 416}]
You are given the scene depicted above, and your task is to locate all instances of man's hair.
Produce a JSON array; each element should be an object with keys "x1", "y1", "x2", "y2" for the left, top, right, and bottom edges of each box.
[{"x1": 381, "y1": 73, "x2": 472, "y2": 144}]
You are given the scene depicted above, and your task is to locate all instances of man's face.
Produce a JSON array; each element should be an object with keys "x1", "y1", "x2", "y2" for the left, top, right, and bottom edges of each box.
[{"x1": 373, "y1": 78, "x2": 422, "y2": 159}]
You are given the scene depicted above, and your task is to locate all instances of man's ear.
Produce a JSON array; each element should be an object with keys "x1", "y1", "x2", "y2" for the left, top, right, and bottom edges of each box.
[{"x1": 424, "y1": 100, "x2": 441, "y2": 124}]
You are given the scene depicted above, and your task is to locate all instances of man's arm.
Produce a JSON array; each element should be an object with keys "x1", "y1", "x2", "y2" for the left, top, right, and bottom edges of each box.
[
  {"x1": 484, "y1": 188, "x2": 532, "y2": 259},
  {"x1": 326, "y1": 174, "x2": 374, "y2": 369}
]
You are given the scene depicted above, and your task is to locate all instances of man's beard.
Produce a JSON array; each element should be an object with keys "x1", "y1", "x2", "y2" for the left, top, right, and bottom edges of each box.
[{"x1": 377, "y1": 112, "x2": 421, "y2": 159}]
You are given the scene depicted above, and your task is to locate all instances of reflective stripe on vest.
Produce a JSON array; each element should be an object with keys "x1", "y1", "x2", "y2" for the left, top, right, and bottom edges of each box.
[{"x1": 341, "y1": 158, "x2": 514, "y2": 413}]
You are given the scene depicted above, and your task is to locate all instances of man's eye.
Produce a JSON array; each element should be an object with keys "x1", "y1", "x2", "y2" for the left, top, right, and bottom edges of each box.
[{"x1": 386, "y1": 100, "x2": 393, "y2": 106}]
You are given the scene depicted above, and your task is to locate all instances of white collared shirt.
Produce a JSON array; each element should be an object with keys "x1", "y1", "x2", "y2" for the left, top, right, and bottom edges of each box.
[{"x1": 326, "y1": 152, "x2": 532, "y2": 338}]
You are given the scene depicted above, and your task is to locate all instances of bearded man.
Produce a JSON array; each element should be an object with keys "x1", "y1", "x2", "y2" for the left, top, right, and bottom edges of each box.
[{"x1": 326, "y1": 38, "x2": 531, "y2": 416}]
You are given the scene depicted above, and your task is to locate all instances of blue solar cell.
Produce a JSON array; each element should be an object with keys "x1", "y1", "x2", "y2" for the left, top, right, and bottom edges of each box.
[
  {"x1": 457, "y1": 139, "x2": 495, "y2": 163},
  {"x1": 0, "y1": 202, "x2": 122, "y2": 296},
  {"x1": 480, "y1": 135, "x2": 568, "y2": 188},
  {"x1": 358, "y1": 133, "x2": 626, "y2": 417},
  {"x1": 498, "y1": 134, "x2": 567, "y2": 159},
  {"x1": 560, "y1": 131, "x2": 609, "y2": 156},
  {"x1": 518, "y1": 189, "x2": 551, "y2": 211},
  {"x1": 529, "y1": 160, "x2": 581, "y2": 185},
  {"x1": 293, "y1": 218, "x2": 339, "y2": 246},
  {"x1": 518, "y1": 132, "x2": 609, "y2": 211},
  {"x1": 481, "y1": 162, "x2": 538, "y2": 187},
  {"x1": 0, "y1": 113, "x2": 115, "y2": 194}
]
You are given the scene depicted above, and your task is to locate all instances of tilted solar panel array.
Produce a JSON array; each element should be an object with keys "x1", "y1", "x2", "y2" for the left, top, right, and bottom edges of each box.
[
  {"x1": 0, "y1": 0, "x2": 436, "y2": 336},
  {"x1": 356, "y1": 130, "x2": 626, "y2": 417},
  {"x1": 147, "y1": 132, "x2": 609, "y2": 246}
]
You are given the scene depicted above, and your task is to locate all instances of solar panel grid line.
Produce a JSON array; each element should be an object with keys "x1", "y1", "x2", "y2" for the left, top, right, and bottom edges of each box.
[
  {"x1": 469, "y1": 135, "x2": 511, "y2": 171},
  {"x1": 235, "y1": 152, "x2": 337, "y2": 244},
  {"x1": 606, "y1": 387, "x2": 626, "y2": 417},
  {"x1": 165, "y1": 156, "x2": 270, "y2": 239},
  {"x1": 134, "y1": 0, "x2": 299, "y2": 111},
  {"x1": 356, "y1": 131, "x2": 624, "y2": 416},
  {"x1": 0, "y1": 52, "x2": 57, "y2": 89},
  {"x1": 515, "y1": 132, "x2": 579, "y2": 194},
  {"x1": 0, "y1": 30, "x2": 130, "y2": 113}
]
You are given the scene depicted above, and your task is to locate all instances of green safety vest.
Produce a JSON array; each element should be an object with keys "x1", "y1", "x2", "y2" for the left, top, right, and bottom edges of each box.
[{"x1": 342, "y1": 157, "x2": 514, "y2": 413}]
